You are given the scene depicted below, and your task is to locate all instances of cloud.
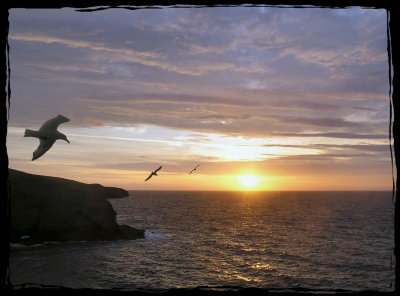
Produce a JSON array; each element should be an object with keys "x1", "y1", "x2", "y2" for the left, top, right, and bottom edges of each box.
[
  {"x1": 9, "y1": 28, "x2": 269, "y2": 78},
  {"x1": 9, "y1": 34, "x2": 161, "y2": 58},
  {"x1": 14, "y1": 87, "x2": 383, "y2": 143},
  {"x1": 85, "y1": 117, "x2": 104, "y2": 127},
  {"x1": 262, "y1": 143, "x2": 391, "y2": 161},
  {"x1": 271, "y1": 132, "x2": 388, "y2": 140},
  {"x1": 8, "y1": 7, "x2": 390, "y2": 150},
  {"x1": 280, "y1": 116, "x2": 361, "y2": 128},
  {"x1": 280, "y1": 45, "x2": 387, "y2": 70}
]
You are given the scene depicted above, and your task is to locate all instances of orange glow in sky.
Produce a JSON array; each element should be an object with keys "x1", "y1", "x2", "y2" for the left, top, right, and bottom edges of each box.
[{"x1": 6, "y1": 7, "x2": 393, "y2": 191}]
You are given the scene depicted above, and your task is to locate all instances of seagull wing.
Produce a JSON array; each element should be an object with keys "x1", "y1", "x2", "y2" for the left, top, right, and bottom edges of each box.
[
  {"x1": 155, "y1": 166, "x2": 162, "y2": 172},
  {"x1": 145, "y1": 174, "x2": 153, "y2": 182},
  {"x1": 32, "y1": 138, "x2": 56, "y2": 161},
  {"x1": 189, "y1": 164, "x2": 200, "y2": 174},
  {"x1": 39, "y1": 115, "x2": 70, "y2": 132}
]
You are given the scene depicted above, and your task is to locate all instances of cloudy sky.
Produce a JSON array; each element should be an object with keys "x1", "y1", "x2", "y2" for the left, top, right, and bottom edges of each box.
[{"x1": 6, "y1": 6, "x2": 393, "y2": 191}]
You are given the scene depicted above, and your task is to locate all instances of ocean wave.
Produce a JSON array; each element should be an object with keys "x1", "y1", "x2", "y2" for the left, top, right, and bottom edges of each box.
[{"x1": 144, "y1": 230, "x2": 164, "y2": 240}]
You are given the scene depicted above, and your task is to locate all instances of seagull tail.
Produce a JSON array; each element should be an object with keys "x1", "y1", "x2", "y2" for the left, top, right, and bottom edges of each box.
[{"x1": 24, "y1": 129, "x2": 40, "y2": 138}]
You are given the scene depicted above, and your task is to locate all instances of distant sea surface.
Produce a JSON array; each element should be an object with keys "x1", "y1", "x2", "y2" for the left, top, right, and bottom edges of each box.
[{"x1": 9, "y1": 191, "x2": 395, "y2": 292}]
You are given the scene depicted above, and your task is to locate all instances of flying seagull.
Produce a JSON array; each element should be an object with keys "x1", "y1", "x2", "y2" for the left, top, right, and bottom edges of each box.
[
  {"x1": 24, "y1": 114, "x2": 70, "y2": 161},
  {"x1": 145, "y1": 165, "x2": 162, "y2": 182},
  {"x1": 189, "y1": 164, "x2": 200, "y2": 175}
]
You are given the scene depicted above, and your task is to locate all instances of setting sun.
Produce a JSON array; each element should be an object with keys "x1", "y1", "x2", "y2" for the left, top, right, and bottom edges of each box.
[{"x1": 237, "y1": 175, "x2": 261, "y2": 189}]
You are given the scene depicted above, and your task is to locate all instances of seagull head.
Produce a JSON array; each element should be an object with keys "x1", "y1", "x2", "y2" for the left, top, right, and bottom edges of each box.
[{"x1": 60, "y1": 134, "x2": 70, "y2": 143}]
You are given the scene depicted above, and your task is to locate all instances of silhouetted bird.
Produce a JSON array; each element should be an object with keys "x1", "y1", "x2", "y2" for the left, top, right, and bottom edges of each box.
[
  {"x1": 24, "y1": 114, "x2": 70, "y2": 161},
  {"x1": 145, "y1": 165, "x2": 162, "y2": 182},
  {"x1": 189, "y1": 164, "x2": 200, "y2": 175}
]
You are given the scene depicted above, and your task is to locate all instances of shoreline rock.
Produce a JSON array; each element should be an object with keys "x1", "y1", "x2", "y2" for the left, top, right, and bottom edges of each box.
[{"x1": 8, "y1": 169, "x2": 144, "y2": 245}]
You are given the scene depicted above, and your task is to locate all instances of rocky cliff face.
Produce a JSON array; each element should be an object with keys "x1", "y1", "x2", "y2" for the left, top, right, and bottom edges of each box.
[{"x1": 8, "y1": 169, "x2": 144, "y2": 245}]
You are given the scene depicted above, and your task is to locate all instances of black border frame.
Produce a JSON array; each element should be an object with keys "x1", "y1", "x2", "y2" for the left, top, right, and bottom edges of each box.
[{"x1": 1, "y1": 1, "x2": 398, "y2": 295}]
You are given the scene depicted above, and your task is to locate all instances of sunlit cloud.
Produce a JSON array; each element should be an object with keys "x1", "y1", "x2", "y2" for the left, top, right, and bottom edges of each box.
[{"x1": 9, "y1": 34, "x2": 161, "y2": 58}]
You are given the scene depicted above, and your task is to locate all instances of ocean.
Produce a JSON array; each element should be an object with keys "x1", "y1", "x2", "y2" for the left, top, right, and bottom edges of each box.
[{"x1": 9, "y1": 191, "x2": 395, "y2": 292}]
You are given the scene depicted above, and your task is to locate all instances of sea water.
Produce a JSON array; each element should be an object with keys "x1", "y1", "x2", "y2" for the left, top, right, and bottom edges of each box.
[{"x1": 9, "y1": 191, "x2": 395, "y2": 292}]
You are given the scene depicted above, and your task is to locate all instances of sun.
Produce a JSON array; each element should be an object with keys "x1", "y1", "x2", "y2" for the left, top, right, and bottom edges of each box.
[{"x1": 237, "y1": 175, "x2": 261, "y2": 189}]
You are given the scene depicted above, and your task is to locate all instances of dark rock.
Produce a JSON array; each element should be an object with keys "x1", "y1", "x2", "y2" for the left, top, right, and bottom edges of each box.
[
  {"x1": 8, "y1": 169, "x2": 144, "y2": 245},
  {"x1": 87, "y1": 183, "x2": 129, "y2": 199}
]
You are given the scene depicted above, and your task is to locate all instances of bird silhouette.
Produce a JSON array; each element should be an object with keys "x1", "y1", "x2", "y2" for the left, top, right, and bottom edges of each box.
[
  {"x1": 24, "y1": 114, "x2": 70, "y2": 161},
  {"x1": 145, "y1": 165, "x2": 162, "y2": 182},
  {"x1": 189, "y1": 164, "x2": 200, "y2": 175}
]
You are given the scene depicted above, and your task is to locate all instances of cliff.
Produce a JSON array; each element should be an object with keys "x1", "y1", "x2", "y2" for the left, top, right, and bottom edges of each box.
[{"x1": 8, "y1": 169, "x2": 144, "y2": 245}]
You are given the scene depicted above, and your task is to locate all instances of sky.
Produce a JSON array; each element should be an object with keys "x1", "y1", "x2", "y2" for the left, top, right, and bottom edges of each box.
[{"x1": 6, "y1": 5, "x2": 393, "y2": 191}]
